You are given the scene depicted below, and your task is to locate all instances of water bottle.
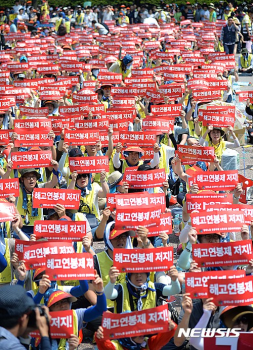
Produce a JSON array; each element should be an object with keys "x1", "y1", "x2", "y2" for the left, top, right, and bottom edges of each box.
[
  {"x1": 173, "y1": 214, "x2": 180, "y2": 234},
  {"x1": 179, "y1": 214, "x2": 183, "y2": 224},
  {"x1": 245, "y1": 130, "x2": 248, "y2": 145},
  {"x1": 179, "y1": 182, "x2": 184, "y2": 193}
]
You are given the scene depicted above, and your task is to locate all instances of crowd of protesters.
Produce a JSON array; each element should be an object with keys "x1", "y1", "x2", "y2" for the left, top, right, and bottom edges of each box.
[{"x1": 0, "y1": 1, "x2": 253, "y2": 350}]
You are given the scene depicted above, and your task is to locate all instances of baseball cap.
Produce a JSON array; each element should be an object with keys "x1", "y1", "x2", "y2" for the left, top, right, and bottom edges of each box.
[
  {"x1": 0, "y1": 285, "x2": 35, "y2": 318},
  {"x1": 47, "y1": 290, "x2": 77, "y2": 308},
  {"x1": 69, "y1": 147, "x2": 83, "y2": 157}
]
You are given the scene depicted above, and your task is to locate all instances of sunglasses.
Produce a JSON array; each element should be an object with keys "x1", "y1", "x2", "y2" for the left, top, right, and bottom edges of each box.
[{"x1": 77, "y1": 174, "x2": 89, "y2": 180}]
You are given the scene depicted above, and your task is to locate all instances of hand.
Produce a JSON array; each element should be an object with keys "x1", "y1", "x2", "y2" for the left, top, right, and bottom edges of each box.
[
  {"x1": 207, "y1": 125, "x2": 213, "y2": 132},
  {"x1": 12, "y1": 214, "x2": 21, "y2": 231},
  {"x1": 108, "y1": 127, "x2": 113, "y2": 137},
  {"x1": 168, "y1": 265, "x2": 178, "y2": 282},
  {"x1": 68, "y1": 334, "x2": 80, "y2": 350},
  {"x1": 182, "y1": 293, "x2": 193, "y2": 315},
  {"x1": 71, "y1": 171, "x2": 78, "y2": 182},
  {"x1": 180, "y1": 110, "x2": 186, "y2": 119},
  {"x1": 96, "y1": 326, "x2": 104, "y2": 340},
  {"x1": 82, "y1": 236, "x2": 92, "y2": 251},
  {"x1": 36, "y1": 306, "x2": 51, "y2": 337},
  {"x1": 48, "y1": 130, "x2": 55, "y2": 140},
  {"x1": 136, "y1": 226, "x2": 149, "y2": 245},
  {"x1": 92, "y1": 272, "x2": 104, "y2": 293},
  {"x1": 171, "y1": 157, "x2": 182, "y2": 176},
  {"x1": 159, "y1": 232, "x2": 169, "y2": 247},
  {"x1": 246, "y1": 259, "x2": 253, "y2": 275},
  {"x1": 189, "y1": 184, "x2": 199, "y2": 194},
  {"x1": 241, "y1": 224, "x2": 249, "y2": 240},
  {"x1": 153, "y1": 143, "x2": 160, "y2": 153},
  {"x1": 100, "y1": 171, "x2": 106, "y2": 183},
  {"x1": 109, "y1": 266, "x2": 120, "y2": 284},
  {"x1": 51, "y1": 160, "x2": 59, "y2": 171},
  {"x1": 202, "y1": 298, "x2": 217, "y2": 314},
  {"x1": 11, "y1": 252, "x2": 20, "y2": 269},
  {"x1": 38, "y1": 274, "x2": 51, "y2": 294},
  {"x1": 6, "y1": 161, "x2": 13, "y2": 171},
  {"x1": 17, "y1": 261, "x2": 26, "y2": 281},
  {"x1": 246, "y1": 98, "x2": 251, "y2": 107},
  {"x1": 188, "y1": 228, "x2": 197, "y2": 244},
  {"x1": 189, "y1": 260, "x2": 201, "y2": 273},
  {"x1": 233, "y1": 183, "x2": 242, "y2": 199},
  {"x1": 102, "y1": 207, "x2": 111, "y2": 221},
  {"x1": 11, "y1": 132, "x2": 18, "y2": 142},
  {"x1": 226, "y1": 125, "x2": 233, "y2": 133},
  {"x1": 162, "y1": 180, "x2": 169, "y2": 193},
  {"x1": 168, "y1": 319, "x2": 176, "y2": 331},
  {"x1": 115, "y1": 142, "x2": 123, "y2": 153},
  {"x1": 30, "y1": 234, "x2": 37, "y2": 241}
]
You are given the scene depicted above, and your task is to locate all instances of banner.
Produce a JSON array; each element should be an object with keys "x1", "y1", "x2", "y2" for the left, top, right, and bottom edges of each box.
[
  {"x1": 102, "y1": 305, "x2": 169, "y2": 339},
  {"x1": 69, "y1": 156, "x2": 109, "y2": 173},
  {"x1": 0, "y1": 199, "x2": 16, "y2": 222},
  {"x1": 116, "y1": 192, "x2": 166, "y2": 211},
  {"x1": 189, "y1": 170, "x2": 238, "y2": 191},
  {"x1": 119, "y1": 132, "x2": 156, "y2": 146},
  {"x1": 115, "y1": 206, "x2": 162, "y2": 230},
  {"x1": 192, "y1": 89, "x2": 222, "y2": 102},
  {"x1": 185, "y1": 270, "x2": 246, "y2": 298},
  {"x1": 186, "y1": 193, "x2": 233, "y2": 213},
  {"x1": 176, "y1": 145, "x2": 215, "y2": 162},
  {"x1": 123, "y1": 168, "x2": 166, "y2": 189},
  {"x1": 113, "y1": 247, "x2": 174, "y2": 272},
  {"x1": 74, "y1": 119, "x2": 109, "y2": 131},
  {"x1": 0, "y1": 130, "x2": 10, "y2": 145},
  {"x1": 200, "y1": 110, "x2": 235, "y2": 127},
  {"x1": 23, "y1": 241, "x2": 75, "y2": 269},
  {"x1": 151, "y1": 104, "x2": 182, "y2": 116},
  {"x1": 142, "y1": 118, "x2": 174, "y2": 133},
  {"x1": 207, "y1": 276, "x2": 253, "y2": 306},
  {"x1": 46, "y1": 253, "x2": 95, "y2": 280},
  {"x1": 11, "y1": 151, "x2": 52, "y2": 169},
  {"x1": 14, "y1": 121, "x2": 53, "y2": 147},
  {"x1": 34, "y1": 220, "x2": 86, "y2": 241},
  {"x1": 147, "y1": 213, "x2": 173, "y2": 236},
  {"x1": 64, "y1": 130, "x2": 100, "y2": 146},
  {"x1": 204, "y1": 334, "x2": 252, "y2": 350},
  {"x1": 19, "y1": 106, "x2": 49, "y2": 117},
  {"x1": 0, "y1": 178, "x2": 19, "y2": 197},
  {"x1": 33, "y1": 189, "x2": 81, "y2": 209},
  {"x1": 191, "y1": 210, "x2": 245, "y2": 234},
  {"x1": 192, "y1": 240, "x2": 253, "y2": 267},
  {"x1": 15, "y1": 240, "x2": 42, "y2": 261}
]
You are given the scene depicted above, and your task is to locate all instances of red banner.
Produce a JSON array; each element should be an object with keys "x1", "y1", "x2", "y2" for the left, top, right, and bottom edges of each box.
[
  {"x1": 207, "y1": 276, "x2": 253, "y2": 306},
  {"x1": 189, "y1": 170, "x2": 238, "y2": 191},
  {"x1": 0, "y1": 178, "x2": 19, "y2": 197},
  {"x1": 0, "y1": 130, "x2": 10, "y2": 145},
  {"x1": 34, "y1": 220, "x2": 86, "y2": 241},
  {"x1": 11, "y1": 151, "x2": 52, "y2": 169},
  {"x1": 64, "y1": 130, "x2": 100, "y2": 146},
  {"x1": 238, "y1": 91, "x2": 253, "y2": 102},
  {"x1": 33, "y1": 189, "x2": 81, "y2": 209},
  {"x1": 204, "y1": 333, "x2": 252, "y2": 350},
  {"x1": 74, "y1": 119, "x2": 109, "y2": 131},
  {"x1": 116, "y1": 192, "x2": 166, "y2": 211},
  {"x1": 0, "y1": 199, "x2": 15, "y2": 222},
  {"x1": 102, "y1": 305, "x2": 169, "y2": 339},
  {"x1": 113, "y1": 247, "x2": 174, "y2": 272},
  {"x1": 69, "y1": 156, "x2": 109, "y2": 173},
  {"x1": 15, "y1": 240, "x2": 42, "y2": 261},
  {"x1": 123, "y1": 168, "x2": 166, "y2": 188},
  {"x1": 186, "y1": 193, "x2": 233, "y2": 213},
  {"x1": 192, "y1": 240, "x2": 253, "y2": 268},
  {"x1": 176, "y1": 145, "x2": 215, "y2": 163},
  {"x1": 0, "y1": 97, "x2": 16, "y2": 111},
  {"x1": 142, "y1": 118, "x2": 174, "y2": 133},
  {"x1": 98, "y1": 72, "x2": 122, "y2": 84},
  {"x1": 151, "y1": 104, "x2": 182, "y2": 116},
  {"x1": 185, "y1": 270, "x2": 246, "y2": 298},
  {"x1": 14, "y1": 119, "x2": 52, "y2": 147},
  {"x1": 147, "y1": 213, "x2": 173, "y2": 236},
  {"x1": 192, "y1": 89, "x2": 222, "y2": 101},
  {"x1": 46, "y1": 253, "x2": 95, "y2": 280},
  {"x1": 191, "y1": 210, "x2": 245, "y2": 234},
  {"x1": 115, "y1": 206, "x2": 162, "y2": 230},
  {"x1": 119, "y1": 132, "x2": 156, "y2": 146},
  {"x1": 59, "y1": 104, "x2": 89, "y2": 116},
  {"x1": 200, "y1": 110, "x2": 235, "y2": 127},
  {"x1": 23, "y1": 241, "x2": 75, "y2": 269}
]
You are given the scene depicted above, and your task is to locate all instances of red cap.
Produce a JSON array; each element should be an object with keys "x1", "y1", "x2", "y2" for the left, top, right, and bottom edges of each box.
[
  {"x1": 47, "y1": 290, "x2": 77, "y2": 308},
  {"x1": 125, "y1": 146, "x2": 144, "y2": 154}
]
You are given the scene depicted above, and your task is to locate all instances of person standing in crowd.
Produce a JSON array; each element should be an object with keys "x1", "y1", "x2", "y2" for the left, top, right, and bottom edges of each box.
[{"x1": 220, "y1": 16, "x2": 240, "y2": 54}]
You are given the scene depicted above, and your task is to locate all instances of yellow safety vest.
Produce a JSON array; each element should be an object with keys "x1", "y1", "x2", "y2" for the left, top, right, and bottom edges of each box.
[
  {"x1": 158, "y1": 143, "x2": 169, "y2": 173},
  {"x1": 65, "y1": 21, "x2": 70, "y2": 34},
  {"x1": 0, "y1": 15, "x2": 6, "y2": 25},
  {"x1": 242, "y1": 14, "x2": 252, "y2": 35},
  {"x1": 0, "y1": 238, "x2": 12, "y2": 284},
  {"x1": 112, "y1": 339, "x2": 150, "y2": 350},
  {"x1": 240, "y1": 54, "x2": 252, "y2": 68},
  {"x1": 208, "y1": 139, "x2": 226, "y2": 162},
  {"x1": 76, "y1": 183, "x2": 99, "y2": 219},
  {"x1": 76, "y1": 13, "x2": 84, "y2": 24},
  {"x1": 17, "y1": 187, "x2": 43, "y2": 226},
  {"x1": 122, "y1": 159, "x2": 143, "y2": 174},
  {"x1": 114, "y1": 280, "x2": 157, "y2": 313},
  {"x1": 55, "y1": 18, "x2": 63, "y2": 32}
]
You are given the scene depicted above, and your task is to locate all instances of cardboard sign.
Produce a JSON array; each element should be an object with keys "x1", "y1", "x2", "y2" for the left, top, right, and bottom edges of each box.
[
  {"x1": 191, "y1": 210, "x2": 245, "y2": 234},
  {"x1": 189, "y1": 170, "x2": 238, "y2": 191},
  {"x1": 176, "y1": 145, "x2": 215, "y2": 162},
  {"x1": 207, "y1": 276, "x2": 253, "y2": 306},
  {"x1": 23, "y1": 241, "x2": 74, "y2": 269},
  {"x1": 116, "y1": 192, "x2": 166, "y2": 211},
  {"x1": 119, "y1": 131, "x2": 156, "y2": 146},
  {"x1": 201, "y1": 110, "x2": 235, "y2": 127},
  {"x1": 102, "y1": 305, "x2": 169, "y2": 339},
  {"x1": 192, "y1": 89, "x2": 222, "y2": 101},
  {"x1": 69, "y1": 156, "x2": 109, "y2": 173},
  {"x1": 98, "y1": 72, "x2": 122, "y2": 84},
  {"x1": 123, "y1": 168, "x2": 166, "y2": 189},
  {"x1": 34, "y1": 220, "x2": 86, "y2": 241},
  {"x1": 33, "y1": 189, "x2": 81, "y2": 209},
  {"x1": 115, "y1": 206, "x2": 162, "y2": 230},
  {"x1": 192, "y1": 240, "x2": 253, "y2": 267},
  {"x1": 46, "y1": 253, "x2": 95, "y2": 280},
  {"x1": 59, "y1": 104, "x2": 89, "y2": 115},
  {"x1": 74, "y1": 119, "x2": 109, "y2": 131},
  {"x1": 0, "y1": 200, "x2": 15, "y2": 222},
  {"x1": 14, "y1": 119, "x2": 53, "y2": 147},
  {"x1": 113, "y1": 247, "x2": 174, "y2": 272},
  {"x1": 64, "y1": 130, "x2": 100, "y2": 146},
  {"x1": 11, "y1": 151, "x2": 52, "y2": 169},
  {"x1": 185, "y1": 270, "x2": 246, "y2": 298},
  {"x1": 0, "y1": 178, "x2": 19, "y2": 198},
  {"x1": 186, "y1": 193, "x2": 233, "y2": 213},
  {"x1": 151, "y1": 104, "x2": 182, "y2": 116},
  {"x1": 147, "y1": 212, "x2": 173, "y2": 236},
  {"x1": 15, "y1": 240, "x2": 42, "y2": 261}
]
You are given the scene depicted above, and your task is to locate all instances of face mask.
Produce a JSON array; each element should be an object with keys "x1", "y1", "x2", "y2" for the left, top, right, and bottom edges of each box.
[{"x1": 92, "y1": 69, "x2": 99, "y2": 78}]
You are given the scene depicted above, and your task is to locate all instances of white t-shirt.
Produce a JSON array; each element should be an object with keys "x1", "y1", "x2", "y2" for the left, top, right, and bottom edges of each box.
[{"x1": 143, "y1": 17, "x2": 160, "y2": 28}]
